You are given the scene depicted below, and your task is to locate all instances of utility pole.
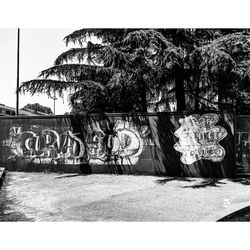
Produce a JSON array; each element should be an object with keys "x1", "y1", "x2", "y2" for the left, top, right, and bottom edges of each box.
[
  {"x1": 53, "y1": 91, "x2": 56, "y2": 115},
  {"x1": 16, "y1": 28, "x2": 20, "y2": 116}
]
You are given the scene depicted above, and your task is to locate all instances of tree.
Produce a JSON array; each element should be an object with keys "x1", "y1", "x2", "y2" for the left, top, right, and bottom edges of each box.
[
  {"x1": 19, "y1": 29, "x2": 189, "y2": 113},
  {"x1": 188, "y1": 31, "x2": 250, "y2": 113},
  {"x1": 19, "y1": 29, "x2": 250, "y2": 114},
  {"x1": 22, "y1": 103, "x2": 53, "y2": 114}
]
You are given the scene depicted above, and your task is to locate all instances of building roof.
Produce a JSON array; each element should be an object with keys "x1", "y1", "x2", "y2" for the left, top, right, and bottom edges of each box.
[
  {"x1": 20, "y1": 107, "x2": 50, "y2": 116},
  {"x1": 0, "y1": 103, "x2": 50, "y2": 116}
]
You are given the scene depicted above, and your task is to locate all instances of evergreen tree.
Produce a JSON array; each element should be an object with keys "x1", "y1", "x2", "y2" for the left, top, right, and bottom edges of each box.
[
  {"x1": 19, "y1": 29, "x2": 250, "y2": 114},
  {"x1": 189, "y1": 31, "x2": 250, "y2": 112},
  {"x1": 19, "y1": 29, "x2": 187, "y2": 113}
]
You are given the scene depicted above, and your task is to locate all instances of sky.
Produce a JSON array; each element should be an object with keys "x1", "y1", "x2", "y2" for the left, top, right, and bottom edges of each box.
[{"x1": 0, "y1": 29, "x2": 75, "y2": 114}]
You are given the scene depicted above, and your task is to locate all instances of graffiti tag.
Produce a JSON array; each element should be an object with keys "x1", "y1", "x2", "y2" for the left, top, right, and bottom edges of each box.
[
  {"x1": 5, "y1": 127, "x2": 85, "y2": 164},
  {"x1": 86, "y1": 120, "x2": 146, "y2": 165},
  {"x1": 4, "y1": 120, "x2": 148, "y2": 165},
  {"x1": 174, "y1": 113, "x2": 228, "y2": 164}
]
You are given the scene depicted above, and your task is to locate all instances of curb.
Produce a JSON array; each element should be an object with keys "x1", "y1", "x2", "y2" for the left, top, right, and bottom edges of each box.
[{"x1": 0, "y1": 167, "x2": 6, "y2": 189}]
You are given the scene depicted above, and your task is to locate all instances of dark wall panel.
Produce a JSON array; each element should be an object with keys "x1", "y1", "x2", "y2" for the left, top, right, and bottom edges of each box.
[{"x1": 236, "y1": 115, "x2": 250, "y2": 176}]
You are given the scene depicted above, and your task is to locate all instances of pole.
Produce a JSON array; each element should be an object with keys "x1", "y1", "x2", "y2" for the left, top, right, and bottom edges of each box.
[
  {"x1": 53, "y1": 91, "x2": 56, "y2": 115},
  {"x1": 16, "y1": 28, "x2": 20, "y2": 116}
]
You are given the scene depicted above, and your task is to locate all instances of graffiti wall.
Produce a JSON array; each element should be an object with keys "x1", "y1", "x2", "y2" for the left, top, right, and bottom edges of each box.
[{"x1": 0, "y1": 112, "x2": 234, "y2": 177}]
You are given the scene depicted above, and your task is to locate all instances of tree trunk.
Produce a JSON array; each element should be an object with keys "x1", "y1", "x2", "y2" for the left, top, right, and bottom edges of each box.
[
  {"x1": 140, "y1": 84, "x2": 148, "y2": 112},
  {"x1": 194, "y1": 74, "x2": 201, "y2": 111},
  {"x1": 218, "y1": 82, "x2": 223, "y2": 110},
  {"x1": 195, "y1": 84, "x2": 199, "y2": 111},
  {"x1": 175, "y1": 72, "x2": 186, "y2": 112}
]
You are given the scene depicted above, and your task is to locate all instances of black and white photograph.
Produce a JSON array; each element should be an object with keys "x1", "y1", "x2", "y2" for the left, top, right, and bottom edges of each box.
[{"x1": 0, "y1": 1, "x2": 249, "y2": 249}]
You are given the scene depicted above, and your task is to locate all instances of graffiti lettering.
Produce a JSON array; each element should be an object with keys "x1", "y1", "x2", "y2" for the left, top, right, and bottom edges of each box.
[
  {"x1": 5, "y1": 120, "x2": 147, "y2": 166},
  {"x1": 6, "y1": 127, "x2": 85, "y2": 164},
  {"x1": 86, "y1": 120, "x2": 145, "y2": 165},
  {"x1": 174, "y1": 113, "x2": 227, "y2": 164}
]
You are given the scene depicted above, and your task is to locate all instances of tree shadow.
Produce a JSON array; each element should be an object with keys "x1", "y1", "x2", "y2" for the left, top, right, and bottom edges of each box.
[
  {"x1": 182, "y1": 178, "x2": 226, "y2": 189},
  {"x1": 55, "y1": 174, "x2": 80, "y2": 179},
  {"x1": 156, "y1": 177, "x2": 196, "y2": 185},
  {"x1": 0, "y1": 170, "x2": 6, "y2": 189},
  {"x1": 229, "y1": 178, "x2": 250, "y2": 186}
]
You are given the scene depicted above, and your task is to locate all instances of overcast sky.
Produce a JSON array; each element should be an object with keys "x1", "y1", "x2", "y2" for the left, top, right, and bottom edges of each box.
[{"x1": 0, "y1": 29, "x2": 75, "y2": 114}]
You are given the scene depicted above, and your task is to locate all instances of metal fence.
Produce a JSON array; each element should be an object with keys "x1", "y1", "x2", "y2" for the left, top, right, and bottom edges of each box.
[{"x1": 0, "y1": 111, "x2": 237, "y2": 178}]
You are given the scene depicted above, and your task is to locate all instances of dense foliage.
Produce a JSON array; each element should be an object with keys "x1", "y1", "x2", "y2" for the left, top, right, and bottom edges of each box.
[
  {"x1": 19, "y1": 29, "x2": 250, "y2": 114},
  {"x1": 22, "y1": 103, "x2": 53, "y2": 114}
]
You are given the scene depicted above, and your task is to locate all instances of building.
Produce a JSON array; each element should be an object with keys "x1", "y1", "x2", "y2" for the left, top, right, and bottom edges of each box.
[{"x1": 0, "y1": 104, "x2": 50, "y2": 116}]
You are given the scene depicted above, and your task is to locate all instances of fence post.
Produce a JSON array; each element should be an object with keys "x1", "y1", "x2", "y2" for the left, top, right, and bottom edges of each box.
[{"x1": 233, "y1": 109, "x2": 237, "y2": 178}]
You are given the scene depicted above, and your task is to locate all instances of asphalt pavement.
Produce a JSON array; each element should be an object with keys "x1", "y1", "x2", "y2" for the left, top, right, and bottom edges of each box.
[{"x1": 1, "y1": 171, "x2": 250, "y2": 221}]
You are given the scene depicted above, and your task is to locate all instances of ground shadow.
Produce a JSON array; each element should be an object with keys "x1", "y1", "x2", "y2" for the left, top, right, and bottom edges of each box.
[
  {"x1": 229, "y1": 178, "x2": 250, "y2": 185},
  {"x1": 156, "y1": 177, "x2": 196, "y2": 185},
  {"x1": 182, "y1": 178, "x2": 226, "y2": 189},
  {"x1": 0, "y1": 173, "x2": 33, "y2": 221},
  {"x1": 217, "y1": 205, "x2": 250, "y2": 221},
  {"x1": 0, "y1": 170, "x2": 6, "y2": 189},
  {"x1": 156, "y1": 177, "x2": 227, "y2": 188},
  {"x1": 55, "y1": 174, "x2": 80, "y2": 179}
]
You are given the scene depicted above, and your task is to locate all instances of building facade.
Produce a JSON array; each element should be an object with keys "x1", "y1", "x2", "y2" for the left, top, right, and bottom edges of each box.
[{"x1": 0, "y1": 104, "x2": 49, "y2": 116}]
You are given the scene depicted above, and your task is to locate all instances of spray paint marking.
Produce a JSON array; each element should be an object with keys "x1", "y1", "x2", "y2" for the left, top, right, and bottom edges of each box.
[
  {"x1": 5, "y1": 127, "x2": 85, "y2": 164},
  {"x1": 4, "y1": 120, "x2": 148, "y2": 165},
  {"x1": 174, "y1": 113, "x2": 227, "y2": 165},
  {"x1": 86, "y1": 120, "x2": 146, "y2": 165}
]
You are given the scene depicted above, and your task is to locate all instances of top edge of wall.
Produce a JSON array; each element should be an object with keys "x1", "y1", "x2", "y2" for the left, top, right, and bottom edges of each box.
[{"x1": 0, "y1": 109, "x2": 235, "y2": 120}]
